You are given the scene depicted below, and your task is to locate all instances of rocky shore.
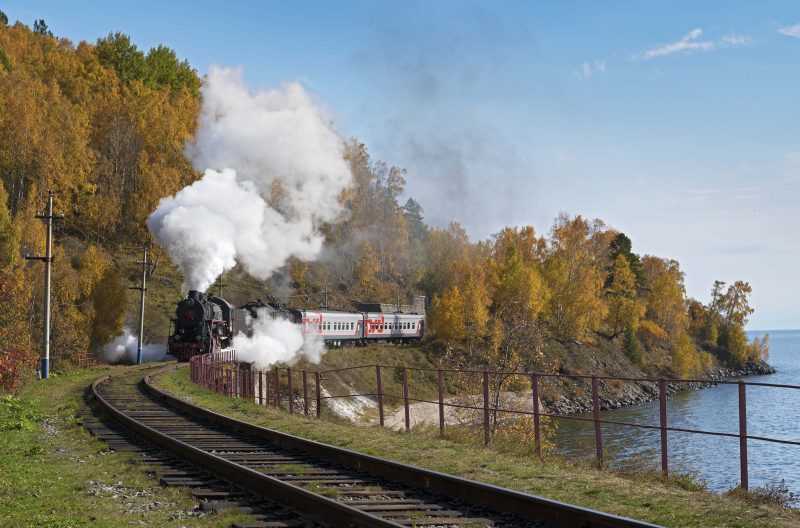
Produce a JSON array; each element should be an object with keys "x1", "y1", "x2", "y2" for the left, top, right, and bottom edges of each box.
[{"x1": 540, "y1": 358, "x2": 776, "y2": 415}]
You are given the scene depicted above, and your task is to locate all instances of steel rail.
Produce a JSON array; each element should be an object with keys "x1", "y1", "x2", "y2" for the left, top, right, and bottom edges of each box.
[
  {"x1": 144, "y1": 365, "x2": 663, "y2": 528},
  {"x1": 91, "y1": 366, "x2": 403, "y2": 528}
]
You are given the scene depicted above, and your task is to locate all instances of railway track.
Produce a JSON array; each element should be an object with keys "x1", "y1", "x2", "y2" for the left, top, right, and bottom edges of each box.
[{"x1": 89, "y1": 364, "x2": 663, "y2": 528}]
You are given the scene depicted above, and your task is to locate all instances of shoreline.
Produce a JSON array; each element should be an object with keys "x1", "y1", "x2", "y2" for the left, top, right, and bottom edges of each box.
[{"x1": 542, "y1": 358, "x2": 777, "y2": 415}]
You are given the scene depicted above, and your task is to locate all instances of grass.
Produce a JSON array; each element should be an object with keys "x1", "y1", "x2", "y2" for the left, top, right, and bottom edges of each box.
[
  {"x1": 0, "y1": 365, "x2": 252, "y2": 527},
  {"x1": 156, "y1": 365, "x2": 800, "y2": 528}
]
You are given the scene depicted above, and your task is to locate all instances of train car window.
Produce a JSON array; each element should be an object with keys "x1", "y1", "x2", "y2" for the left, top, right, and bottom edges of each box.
[{"x1": 412, "y1": 322, "x2": 416, "y2": 329}]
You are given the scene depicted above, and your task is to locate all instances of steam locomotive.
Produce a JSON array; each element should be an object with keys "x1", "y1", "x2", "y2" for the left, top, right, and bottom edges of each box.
[{"x1": 168, "y1": 290, "x2": 426, "y2": 361}]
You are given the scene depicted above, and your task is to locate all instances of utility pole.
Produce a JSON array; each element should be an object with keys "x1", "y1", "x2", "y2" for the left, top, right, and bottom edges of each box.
[
  {"x1": 24, "y1": 190, "x2": 63, "y2": 380},
  {"x1": 129, "y1": 246, "x2": 152, "y2": 364},
  {"x1": 212, "y1": 276, "x2": 228, "y2": 297}
]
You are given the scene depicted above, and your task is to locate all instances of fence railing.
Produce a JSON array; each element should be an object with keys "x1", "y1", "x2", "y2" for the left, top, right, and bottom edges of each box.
[{"x1": 188, "y1": 350, "x2": 800, "y2": 491}]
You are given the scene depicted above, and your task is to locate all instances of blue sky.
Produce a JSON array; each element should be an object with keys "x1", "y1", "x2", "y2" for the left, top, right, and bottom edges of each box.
[{"x1": 5, "y1": 1, "x2": 800, "y2": 329}]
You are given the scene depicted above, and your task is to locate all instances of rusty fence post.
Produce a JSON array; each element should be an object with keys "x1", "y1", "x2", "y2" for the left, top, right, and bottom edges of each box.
[
  {"x1": 226, "y1": 368, "x2": 232, "y2": 398},
  {"x1": 315, "y1": 372, "x2": 321, "y2": 418},
  {"x1": 259, "y1": 370, "x2": 264, "y2": 406},
  {"x1": 592, "y1": 375, "x2": 603, "y2": 466},
  {"x1": 376, "y1": 365, "x2": 384, "y2": 427},
  {"x1": 483, "y1": 371, "x2": 490, "y2": 446},
  {"x1": 739, "y1": 381, "x2": 749, "y2": 490},
  {"x1": 659, "y1": 378, "x2": 668, "y2": 477},
  {"x1": 437, "y1": 368, "x2": 445, "y2": 436},
  {"x1": 402, "y1": 367, "x2": 410, "y2": 432},
  {"x1": 303, "y1": 370, "x2": 309, "y2": 415},
  {"x1": 531, "y1": 373, "x2": 541, "y2": 457},
  {"x1": 274, "y1": 368, "x2": 281, "y2": 409},
  {"x1": 264, "y1": 369, "x2": 272, "y2": 405},
  {"x1": 287, "y1": 367, "x2": 294, "y2": 414},
  {"x1": 251, "y1": 368, "x2": 256, "y2": 400}
]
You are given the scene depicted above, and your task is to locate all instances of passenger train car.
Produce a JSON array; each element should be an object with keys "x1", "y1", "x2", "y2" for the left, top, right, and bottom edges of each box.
[
  {"x1": 169, "y1": 290, "x2": 425, "y2": 361},
  {"x1": 298, "y1": 310, "x2": 425, "y2": 347}
]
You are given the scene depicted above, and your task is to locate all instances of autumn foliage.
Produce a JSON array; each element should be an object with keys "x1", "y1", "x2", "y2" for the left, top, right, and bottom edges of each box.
[{"x1": 0, "y1": 19, "x2": 199, "y2": 388}]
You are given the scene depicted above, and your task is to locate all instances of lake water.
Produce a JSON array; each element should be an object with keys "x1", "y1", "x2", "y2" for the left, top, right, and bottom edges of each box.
[{"x1": 551, "y1": 329, "x2": 800, "y2": 493}]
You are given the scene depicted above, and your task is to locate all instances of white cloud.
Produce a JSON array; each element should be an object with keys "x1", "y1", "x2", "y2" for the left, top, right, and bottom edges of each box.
[
  {"x1": 721, "y1": 34, "x2": 752, "y2": 46},
  {"x1": 633, "y1": 28, "x2": 749, "y2": 60},
  {"x1": 778, "y1": 24, "x2": 800, "y2": 38},
  {"x1": 575, "y1": 60, "x2": 607, "y2": 79}
]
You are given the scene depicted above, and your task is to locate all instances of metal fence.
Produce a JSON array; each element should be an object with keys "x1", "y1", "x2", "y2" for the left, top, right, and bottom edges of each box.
[{"x1": 188, "y1": 350, "x2": 800, "y2": 491}]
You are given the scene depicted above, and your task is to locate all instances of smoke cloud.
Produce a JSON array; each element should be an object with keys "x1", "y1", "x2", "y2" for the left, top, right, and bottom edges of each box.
[
  {"x1": 102, "y1": 328, "x2": 169, "y2": 364},
  {"x1": 232, "y1": 311, "x2": 325, "y2": 370},
  {"x1": 148, "y1": 66, "x2": 352, "y2": 291}
]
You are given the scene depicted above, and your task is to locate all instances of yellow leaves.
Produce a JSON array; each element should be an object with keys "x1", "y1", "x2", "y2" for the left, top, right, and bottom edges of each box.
[
  {"x1": 671, "y1": 332, "x2": 704, "y2": 377},
  {"x1": 606, "y1": 254, "x2": 645, "y2": 337},
  {"x1": 462, "y1": 270, "x2": 490, "y2": 341},
  {"x1": 431, "y1": 286, "x2": 467, "y2": 342},
  {"x1": 493, "y1": 243, "x2": 547, "y2": 322},
  {"x1": 542, "y1": 214, "x2": 609, "y2": 342},
  {"x1": 353, "y1": 240, "x2": 381, "y2": 295},
  {"x1": 637, "y1": 320, "x2": 667, "y2": 350},
  {"x1": 641, "y1": 256, "x2": 688, "y2": 338}
]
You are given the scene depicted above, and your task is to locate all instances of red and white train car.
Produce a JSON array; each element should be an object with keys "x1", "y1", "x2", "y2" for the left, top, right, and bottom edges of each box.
[{"x1": 295, "y1": 309, "x2": 425, "y2": 347}]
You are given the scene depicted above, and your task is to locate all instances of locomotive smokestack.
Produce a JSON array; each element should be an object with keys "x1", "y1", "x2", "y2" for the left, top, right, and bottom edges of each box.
[{"x1": 188, "y1": 290, "x2": 204, "y2": 301}]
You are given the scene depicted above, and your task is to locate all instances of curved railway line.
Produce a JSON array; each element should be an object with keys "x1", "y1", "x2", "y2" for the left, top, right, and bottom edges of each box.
[{"x1": 87, "y1": 364, "x2": 662, "y2": 528}]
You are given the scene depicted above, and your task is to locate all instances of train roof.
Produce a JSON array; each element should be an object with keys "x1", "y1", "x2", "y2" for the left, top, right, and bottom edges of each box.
[{"x1": 298, "y1": 309, "x2": 363, "y2": 316}]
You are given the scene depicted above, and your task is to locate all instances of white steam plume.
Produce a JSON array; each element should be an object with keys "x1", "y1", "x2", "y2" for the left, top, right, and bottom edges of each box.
[
  {"x1": 147, "y1": 66, "x2": 352, "y2": 292},
  {"x1": 233, "y1": 311, "x2": 325, "y2": 370},
  {"x1": 102, "y1": 328, "x2": 169, "y2": 364}
]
